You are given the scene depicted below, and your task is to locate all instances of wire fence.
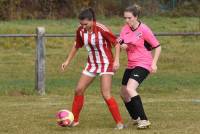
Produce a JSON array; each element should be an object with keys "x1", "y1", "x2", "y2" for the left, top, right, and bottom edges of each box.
[{"x1": 0, "y1": 32, "x2": 200, "y2": 38}]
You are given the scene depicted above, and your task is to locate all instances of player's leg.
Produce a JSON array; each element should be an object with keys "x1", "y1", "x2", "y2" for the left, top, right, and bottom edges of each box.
[
  {"x1": 72, "y1": 72, "x2": 95, "y2": 125},
  {"x1": 120, "y1": 69, "x2": 140, "y2": 125},
  {"x1": 125, "y1": 67, "x2": 150, "y2": 128},
  {"x1": 120, "y1": 85, "x2": 131, "y2": 102},
  {"x1": 100, "y1": 73, "x2": 124, "y2": 129}
]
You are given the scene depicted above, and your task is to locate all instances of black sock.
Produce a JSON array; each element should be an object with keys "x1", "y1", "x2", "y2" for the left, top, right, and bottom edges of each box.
[
  {"x1": 131, "y1": 95, "x2": 148, "y2": 120},
  {"x1": 124, "y1": 101, "x2": 138, "y2": 120}
]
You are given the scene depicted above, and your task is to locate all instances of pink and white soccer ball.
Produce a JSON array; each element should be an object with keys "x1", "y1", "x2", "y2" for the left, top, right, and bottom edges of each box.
[{"x1": 56, "y1": 109, "x2": 74, "y2": 127}]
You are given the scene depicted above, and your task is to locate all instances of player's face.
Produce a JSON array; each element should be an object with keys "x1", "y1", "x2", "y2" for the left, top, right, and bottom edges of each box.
[
  {"x1": 80, "y1": 19, "x2": 93, "y2": 31},
  {"x1": 124, "y1": 11, "x2": 138, "y2": 27}
]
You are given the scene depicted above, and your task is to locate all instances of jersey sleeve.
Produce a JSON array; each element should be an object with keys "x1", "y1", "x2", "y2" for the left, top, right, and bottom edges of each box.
[
  {"x1": 100, "y1": 27, "x2": 117, "y2": 47},
  {"x1": 117, "y1": 28, "x2": 125, "y2": 45},
  {"x1": 143, "y1": 25, "x2": 160, "y2": 49},
  {"x1": 75, "y1": 27, "x2": 84, "y2": 49}
]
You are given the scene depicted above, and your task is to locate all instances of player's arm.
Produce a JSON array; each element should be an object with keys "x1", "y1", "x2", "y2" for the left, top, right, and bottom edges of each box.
[
  {"x1": 143, "y1": 25, "x2": 161, "y2": 73},
  {"x1": 62, "y1": 27, "x2": 83, "y2": 71},
  {"x1": 113, "y1": 42, "x2": 120, "y2": 72},
  {"x1": 61, "y1": 42, "x2": 79, "y2": 71},
  {"x1": 151, "y1": 45, "x2": 161, "y2": 73},
  {"x1": 118, "y1": 27, "x2": 128, "y2": 50}
]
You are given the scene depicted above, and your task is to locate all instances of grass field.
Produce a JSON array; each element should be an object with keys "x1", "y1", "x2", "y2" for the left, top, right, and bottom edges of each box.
[
  {"x1": 0, "y1": 91, "x2": 200, "y2": 134},
  {"x1": 0, "y1": 16, "x2": 200, "y2": 134}
]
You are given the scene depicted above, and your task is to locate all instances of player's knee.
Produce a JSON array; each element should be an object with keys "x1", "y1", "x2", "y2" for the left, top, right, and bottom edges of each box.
[
  {"x1": 120, "y1": 90, "x2": 130, "y2": 102},
  {"x1": 126, "y1": 87, "x2": 138, "y2": 96},
  {"x1": 126, "y1": 86, "x2": 136, "y2": 92}
]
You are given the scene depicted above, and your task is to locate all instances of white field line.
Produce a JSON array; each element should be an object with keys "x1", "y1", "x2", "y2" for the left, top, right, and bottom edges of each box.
[{"x1": 1, "y1": 99, "x2": 200, "y2": 107}]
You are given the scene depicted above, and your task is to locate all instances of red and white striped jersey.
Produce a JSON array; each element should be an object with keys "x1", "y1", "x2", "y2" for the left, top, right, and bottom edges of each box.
[{"x1": 75, "y1": 22, "x2": 117, "y2": 73}]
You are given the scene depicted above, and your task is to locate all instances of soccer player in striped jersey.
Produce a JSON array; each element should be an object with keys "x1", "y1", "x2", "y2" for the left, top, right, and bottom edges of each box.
[
  {"x1": 118, "y1": 4, "x2": 161, "y2": 129},
  {"x1": 61, "y1": 8, "x2": 124, "y2": 129}
]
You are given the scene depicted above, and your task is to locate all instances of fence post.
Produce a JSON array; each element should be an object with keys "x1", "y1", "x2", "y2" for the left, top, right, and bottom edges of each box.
[{"x1": 35, "y1": 27, "x2": 45, "y2": 95}]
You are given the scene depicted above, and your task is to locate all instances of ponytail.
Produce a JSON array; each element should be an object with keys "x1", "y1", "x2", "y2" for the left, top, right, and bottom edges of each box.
[{"x1": 88, "y1": 8, "x2": 96, "y2": 22}]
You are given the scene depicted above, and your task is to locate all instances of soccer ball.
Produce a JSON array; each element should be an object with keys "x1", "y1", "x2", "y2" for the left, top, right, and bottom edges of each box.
[{"x1": 56, "y1": 109, "x2": 74, "y2": 127}]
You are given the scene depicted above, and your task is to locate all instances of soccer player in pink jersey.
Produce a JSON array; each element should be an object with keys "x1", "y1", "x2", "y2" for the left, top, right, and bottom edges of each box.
[
  {"x1": 61, "y1": 8, "x2": 124, "y2": 129},
  {"x1": 118, "y1": 4, "x2": 161, "y2": 129}
]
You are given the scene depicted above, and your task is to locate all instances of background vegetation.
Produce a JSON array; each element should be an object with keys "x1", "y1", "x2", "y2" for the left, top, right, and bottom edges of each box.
[{"x1": 0, "y1": 0, "x2": 199, "y2": 20}]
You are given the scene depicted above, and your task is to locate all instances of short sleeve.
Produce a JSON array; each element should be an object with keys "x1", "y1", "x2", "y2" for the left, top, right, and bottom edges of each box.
[
  {"x1": 143, "y1": 25, "x2": 160, "y2": 48},
  {"x1": 100, "y1": 28, "x2": 117, "y2": 46},
  {"x1": 75, "y1": 28, "x2": 84, "y2": 49},
  {"x1": 117, "y1": 28, "x2": 125, "y2": 45}
]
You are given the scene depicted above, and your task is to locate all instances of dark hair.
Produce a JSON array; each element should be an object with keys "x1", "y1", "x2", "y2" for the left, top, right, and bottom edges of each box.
[
  {"x1": 125, "y1": 4, "x2": 141, "y2": 17},
  {"x1": 78, "y1": 8, "x2": 96, "y2": 21}
]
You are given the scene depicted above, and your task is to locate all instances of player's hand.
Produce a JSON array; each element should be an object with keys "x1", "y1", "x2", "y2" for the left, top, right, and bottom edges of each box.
[
  {"x1": 151, "y1": 62, "x2": 157, "y2": 73},
  {"x1": 61, "y1": 61, "x2": 69, "y2": 72},
  {"x1": 113, "y1": 60, "x2": 120, "y2": 72},
  {"x1": 120, "y1": 43, "x2": 128, "y2": 50}
]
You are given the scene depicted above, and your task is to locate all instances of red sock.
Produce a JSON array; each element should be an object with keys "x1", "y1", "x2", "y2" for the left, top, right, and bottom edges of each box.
[
  {"x1": 105, "y1": 97, "x2": 123, "y2": 124},
  {"x1": 72, "y1": 95, "x2": 84, "y2": 122}
]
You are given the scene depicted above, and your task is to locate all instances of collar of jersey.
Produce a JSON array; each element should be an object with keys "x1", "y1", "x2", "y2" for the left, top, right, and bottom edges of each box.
[{"x1": 130, "y1": 21, "x2": 141, "y2": 32}]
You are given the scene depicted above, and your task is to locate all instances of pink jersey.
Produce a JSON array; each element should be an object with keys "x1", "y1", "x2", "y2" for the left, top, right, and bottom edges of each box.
[
  {"x1": 75, "y1": 22, "x2": 117, "y2": 73},
  {"x1": 119, "y1": 23, "x2": 160, "y2": 71}
]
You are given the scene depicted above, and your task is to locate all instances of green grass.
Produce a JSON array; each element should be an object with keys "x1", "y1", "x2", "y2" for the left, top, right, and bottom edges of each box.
[
  {"x1": 0, "y1": 16, "x2": 200, "y2": 134},
  {"x1": 0, "y1": 92, "x2": 200, "y2": 134},
  {"x1": 0, "y1": 16, "x2": 199, "y2": 34}
]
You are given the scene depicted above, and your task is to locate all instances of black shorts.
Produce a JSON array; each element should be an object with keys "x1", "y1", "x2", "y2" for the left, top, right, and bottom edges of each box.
[{"x1": 122, "y1": 66, "x2": 150, "y2": 85}]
